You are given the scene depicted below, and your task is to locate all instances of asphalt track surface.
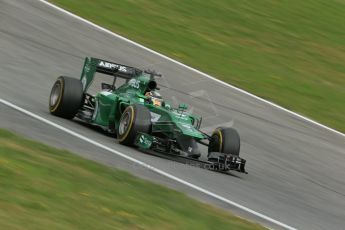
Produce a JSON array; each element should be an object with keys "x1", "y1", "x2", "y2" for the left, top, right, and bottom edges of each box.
[{"x1": 1, "y1": 1, "x2": 345, "y2": 229}]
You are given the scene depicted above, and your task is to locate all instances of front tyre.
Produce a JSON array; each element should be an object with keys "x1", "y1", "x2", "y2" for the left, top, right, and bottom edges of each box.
[
  {"x1": 49, "y1": 76, "x2": 83, "y2": 119},
  {"x1": 117, "y1": 104, "x2": 151, "y2": 146},
  {"x1": 208, "y1": 127, "x2": 240, "y2": 156}
]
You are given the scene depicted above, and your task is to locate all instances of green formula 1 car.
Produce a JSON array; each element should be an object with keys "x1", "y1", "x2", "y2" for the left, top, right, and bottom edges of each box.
[{"x1": 49, "y1": 57, "x2": 247, "y2": 173}]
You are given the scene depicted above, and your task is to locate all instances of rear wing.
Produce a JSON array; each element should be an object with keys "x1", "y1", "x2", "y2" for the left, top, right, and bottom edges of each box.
[{"x1": 80, "y1": 57, "x2": 142, "y2": 92}]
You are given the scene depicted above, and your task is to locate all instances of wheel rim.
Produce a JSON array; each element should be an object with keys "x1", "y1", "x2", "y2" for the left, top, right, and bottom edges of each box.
[
  {"x1": 50, "y1": 83, "x2": 61, "y2": 106},
  {"x1": 119, "y1": 112, "x2": 131, "y2": 136}
]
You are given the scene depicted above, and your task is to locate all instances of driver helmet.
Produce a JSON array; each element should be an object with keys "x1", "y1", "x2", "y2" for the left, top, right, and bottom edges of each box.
[{"x1": 145, "y1": 91, "x2": 163, "y2": 107}]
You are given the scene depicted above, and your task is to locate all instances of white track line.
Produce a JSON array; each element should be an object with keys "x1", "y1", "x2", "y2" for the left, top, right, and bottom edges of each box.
[
  {"x1": 0, "y1": 98, "x2": 297, "y2": 230},
  {"x1": 39, "y1": 0, "x2": 345, "y2": 139}
]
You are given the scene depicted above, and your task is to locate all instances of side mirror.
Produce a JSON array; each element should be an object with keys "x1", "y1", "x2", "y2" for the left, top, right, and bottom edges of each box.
[{"x1": 178, "y1": 103, "x2": 188, "y2": 110}]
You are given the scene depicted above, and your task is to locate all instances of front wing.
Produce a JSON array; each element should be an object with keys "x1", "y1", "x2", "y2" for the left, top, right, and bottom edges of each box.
[{"x1": 134, "y1": 132, "x2": 247, "y2": 174}]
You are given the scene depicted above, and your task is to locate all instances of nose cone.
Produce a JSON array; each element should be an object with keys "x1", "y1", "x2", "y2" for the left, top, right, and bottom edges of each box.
[{"x1": 175, "y1": 122, "x2": 204, "y2": 139}]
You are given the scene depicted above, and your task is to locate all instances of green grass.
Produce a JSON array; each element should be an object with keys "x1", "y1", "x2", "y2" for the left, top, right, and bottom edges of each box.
[
  {"x1": 0, "y1": 129, "x2": 265, "y2": 230},
  {"x1": 49, "y1": 0, "x2": 345, "y2": 133}
]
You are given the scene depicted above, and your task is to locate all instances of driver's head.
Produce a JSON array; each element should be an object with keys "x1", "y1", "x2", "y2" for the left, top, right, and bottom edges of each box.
[{"x1": 145, "y1": 91, "x2": 163, "y2": 107}]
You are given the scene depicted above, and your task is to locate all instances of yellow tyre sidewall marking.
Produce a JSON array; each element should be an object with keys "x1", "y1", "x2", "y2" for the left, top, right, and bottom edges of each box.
[
  {"x1": 119, "y1": 106, "x2": 135, "y2": 142},
  {"x1": 212, "y1": 129, "x2": 223, "y2": 153},
  {"x1": 50, "y1": 78, "x2": 64, "y2": 113}
]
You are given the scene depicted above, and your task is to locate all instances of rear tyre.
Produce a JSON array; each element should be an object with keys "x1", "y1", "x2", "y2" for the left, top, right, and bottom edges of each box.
[
  {"x1": 208, "y1": 127, "x2": 240, "y2": 156},
  {"x1": 117, "y1": 104, "x2": 151, "y2": 146},
  {"x1": 49, "y1": 76, "x2": 83, "y2": 119}
]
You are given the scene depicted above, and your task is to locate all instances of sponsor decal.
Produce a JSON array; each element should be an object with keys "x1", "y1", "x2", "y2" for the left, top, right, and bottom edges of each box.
[
  {"x1": 128, "y1": 79, "x2": 140, "y2": 89},
  {"x1": 173, "y1": 111, "x2": 189, "y2": 120},
  {"x1": 150, "y1": 112, "x2": 161, "y2": 122},
  {"x1": 181, "y1": 123, "x2": 194, "y2": 131},
  {"x1": 98, "y1": 61, "x2": 127, "y2": 72},
  {"x1": 138, "y1": 134, "x2": 152, "y2": 147},
  {"x1": 81, "y1": 76, "x2": 87, "y2": 91},
  {"x1": 81, "y1": 57, "x2": 91, "y2": 91}
]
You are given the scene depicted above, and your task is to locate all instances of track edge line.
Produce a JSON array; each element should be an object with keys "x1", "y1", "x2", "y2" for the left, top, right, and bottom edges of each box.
[
  {"x1": 0, "y1": 98, "x2": 297, "y2": 230},
  {"x1": 38, "y1": 0, "x2": 345, "y2": 139}
]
